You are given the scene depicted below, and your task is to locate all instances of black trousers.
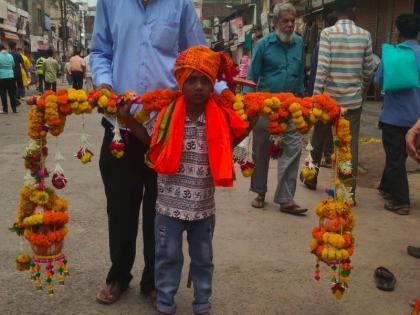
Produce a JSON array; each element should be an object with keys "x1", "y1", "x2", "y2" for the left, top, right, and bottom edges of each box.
[
  {"x1": 71, "y1": 71, "x2": 84, "y2": 89},
  {"x1": 99, "y1": 118, "x2": 157, "y2": 293},
  {"x1": 0, "y1": 78, "x2": 18, "y2": 112},
  {"x1": 379, "y1": 122, "x2": 410, "y2": 205},
  {"x1": 38, "y1": 74, "x2": 44, "y2": 93},
  {"x1": 310, "y1": 121, "x2": 334, "y2": 166},
  {"x1": 45, "y1": 81, "x2": 57, "y2": 92}
]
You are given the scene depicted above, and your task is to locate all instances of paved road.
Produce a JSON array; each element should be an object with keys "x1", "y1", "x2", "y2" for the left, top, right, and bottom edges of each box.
[{"x1": 0, "y1": 90, "x2": 418, "y2": 315}]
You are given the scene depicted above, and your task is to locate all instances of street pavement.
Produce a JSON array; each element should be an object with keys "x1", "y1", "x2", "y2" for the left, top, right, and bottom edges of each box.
[{"x1": 0, "y1": 88, "x2": 418, "y2": 315}]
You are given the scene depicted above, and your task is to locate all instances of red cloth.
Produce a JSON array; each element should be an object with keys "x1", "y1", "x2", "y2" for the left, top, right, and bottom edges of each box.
[{"x1": 148, "y1": 95, "x2": 247, "y2": 187}]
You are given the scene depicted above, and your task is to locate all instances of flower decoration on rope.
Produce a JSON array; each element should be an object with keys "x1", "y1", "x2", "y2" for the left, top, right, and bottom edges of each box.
[
  {"x1": 309, "y1": 116, "x2": 356, "y2": 300},
  {"x1": 17, "y1": 87, "x2": 349, "y2": 295},
  {"x1": 75, "y1": 134, "x2": 93, "y2": 164}
]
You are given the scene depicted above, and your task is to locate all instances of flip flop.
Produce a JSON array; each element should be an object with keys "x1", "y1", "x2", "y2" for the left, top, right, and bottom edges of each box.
[
  {"x1": 251, "y1": 195, "x2": 265, "y2": 209},
  {"x1": 374, "y1": 267, "x2": 396, "y2": 291},
  {"x1": 96, "y1": 282, "x2": 127, "y2": 304},
  {"x1": 280, "y1": 204, "x2": 308, "y2": 215}
]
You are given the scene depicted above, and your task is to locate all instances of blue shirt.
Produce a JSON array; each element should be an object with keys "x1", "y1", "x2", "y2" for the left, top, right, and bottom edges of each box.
[
  {"x1": 90, "y1": 0, "x2": 207, "y2": 94},
  {"x1": 244, "y1": 32, "x2": 305, "y2": 94},
  {"x1": 375, "y1": 40, "x2": 420, "y2": 127},
  {"x1": 0, "y1": 51, "x2": 15, "y2": 79}
]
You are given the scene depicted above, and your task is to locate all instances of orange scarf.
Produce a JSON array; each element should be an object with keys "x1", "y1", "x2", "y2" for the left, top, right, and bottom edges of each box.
[{"x1": 147, "y1": 95, "x2": 248, "y2": 187}]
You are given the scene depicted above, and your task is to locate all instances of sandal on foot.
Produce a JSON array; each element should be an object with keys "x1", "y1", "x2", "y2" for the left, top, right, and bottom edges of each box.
[
  {"x1": 280, "y1": 204, "x2": 308, "y2": 215},
  {"x1": 140, "y1": 289, "x2": 157, "y2": 306},
  {"x1": 96, "y1": 281, "x2": 127, "y2": 304},
  {"x1": 251, "y1": 194, "x2": 265, "y2": 209},
  {"x1": 384, "y1": 201, "x2": 410, "y2": 215},
  {"x1": 374, "y1": 267, "x2": 396, "y2": 291},
  {"x1": 378, "y1": 189, "x2": 392, "y2": 200}
]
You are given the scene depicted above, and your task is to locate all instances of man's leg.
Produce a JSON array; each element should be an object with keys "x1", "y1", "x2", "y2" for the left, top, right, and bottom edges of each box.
[
  {"x1": 322, "y1": 124, "x2": 334, "y2": 166},
  {"x1": 155, "y1": 215, "x2": 185, "y2": 315},
  {"x1": 345, "y1": 107, "x2": 362, "y2": 195},
  {"x1": 71, "y1": 72, "x2": 77, "y2": 89},
  {"x1": 52, "y1": 82, "x2": 57, "y2": 92},
  {"x1": 17, "y1": 76, "x2": 25, "y2": 97},
  {"x1": 274, "y1": 124, "x2": 305, "y2": 212},
  {"x1": 379, "y1": 123, "x2": 392, "y2": 195},
  {"x1": 98, "y1": 119, "x2": 145, "y2": 291},
  {"x1": 76, "y1": 72, "x2": 84, "y2": 89},
  {"x1": 0, "y1": 79, "x2": 8, "y2": 112},
  {"x1": 187, "y1": 216, "x2": 215, "y2": 315},
  {"x1": 250, "y1": 116, "x2": 271, "y2": 206},
  {"x1": 45, "y1": 82, "x2": 51, "y2": 91},
  {"x1": 140, "y1": 165, "x2": 157, "y2": 295},
  {"x1": 38, "y1": 74, "x2": 43, "y2": 93},
  {"x1": 381, "y1": 123, "x2": 410, "y2": 206},
  {"x1": 7, "y1": 78, "x2": 18, "y2": 112},
  {"x1": 302, "y1": 122, "x2": 331, "y2": 189}
]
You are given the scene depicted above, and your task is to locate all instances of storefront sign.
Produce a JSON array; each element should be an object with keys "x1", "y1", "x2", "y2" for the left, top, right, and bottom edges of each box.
[
  {"x1": 6, "y1": 9, "x2": 19, "y2": 27},
  {"x1": 31, "y1": 36, "x2": 50, "y2": 52}
]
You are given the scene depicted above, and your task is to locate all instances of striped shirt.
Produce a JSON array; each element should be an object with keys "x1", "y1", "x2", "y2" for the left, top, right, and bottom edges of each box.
[
  {"x1": 314, "y1": 20, "x2": 374, "y2": 109},
  {"x1": 156, "y1": 114, "x2": 215, "y2": 221}
]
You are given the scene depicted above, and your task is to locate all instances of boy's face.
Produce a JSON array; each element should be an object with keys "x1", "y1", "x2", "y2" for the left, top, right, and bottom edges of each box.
[{"x1": 183, "y1": 71, "x2": 213, "y2": 107}]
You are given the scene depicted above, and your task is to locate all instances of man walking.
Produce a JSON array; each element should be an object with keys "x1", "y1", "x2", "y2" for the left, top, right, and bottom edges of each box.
[
  {"x1": 43, "y1": 49, "x2": 59, "y2": 92},
  {"x1": 35, "y1": 54, "x2": 45, "y2": 93},
  {"x1": 304, "y1": 0, "x2": 374, "y2": 200},
  {"x1": 245, "y1": 3, "x2": 307, "y2": 215},
  {"x1": 0, "y1": 43, "x2": 18, "y2": 113},
  {"x1": 90, "y1": 0, "x2": 223, "y2": 306},
  {"x1": 8, "y1": 41, "x2": 23, "y2": 103},
  {"x1": 68, "y1": 50, "x2": 85, "y2": 89}
]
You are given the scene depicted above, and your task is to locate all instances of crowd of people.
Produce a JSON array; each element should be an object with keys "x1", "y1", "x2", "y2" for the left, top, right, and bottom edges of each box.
[
  {"x1": 0, "y1": 44, "x2": 92, "y2": 109},
  {"x1": 35, "y1": 49, "x2": 92, "y2": 93},
  {"x1": 0, "y1": 41, "x2": 31, "y2": 113}
]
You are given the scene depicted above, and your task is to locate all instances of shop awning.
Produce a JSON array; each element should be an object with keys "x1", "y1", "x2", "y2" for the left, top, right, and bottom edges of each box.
[{"x1": 2, "y1": 31, "x2": 20, "y2": 41}]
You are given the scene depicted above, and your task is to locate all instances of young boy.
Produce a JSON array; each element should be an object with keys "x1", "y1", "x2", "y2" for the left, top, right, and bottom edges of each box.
[{"x1": 118, "y1": 45, "x2": 253, "y2": 315}]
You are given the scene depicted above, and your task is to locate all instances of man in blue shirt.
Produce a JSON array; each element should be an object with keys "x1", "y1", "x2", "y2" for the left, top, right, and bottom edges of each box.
[
  {"x1": 375, "y1": 13, "x2": 420, "y2": 215},
  {"x1": 245, "y1": 3, "x2": 307, "y2": 215},
  {"x1": 90, "y1": 0, "x2": 212, "y2": 306}
]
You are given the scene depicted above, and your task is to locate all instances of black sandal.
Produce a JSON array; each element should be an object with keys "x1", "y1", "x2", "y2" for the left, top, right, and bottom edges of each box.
[
  {"x1": 374, "y1": 267, "x2": 396, "y2": 291},
  {"x1": 280, "y1": 204, "x2": 308, "y2": 215}
]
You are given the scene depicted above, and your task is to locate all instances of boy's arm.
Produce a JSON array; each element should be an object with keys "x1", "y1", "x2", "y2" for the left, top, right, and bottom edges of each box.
[
  {"x1": 232, "y1": 115, "x2": 259, "y2": 147},
  {"x1": 117, "y1": 102, "x2": 151, "y2": 146}
]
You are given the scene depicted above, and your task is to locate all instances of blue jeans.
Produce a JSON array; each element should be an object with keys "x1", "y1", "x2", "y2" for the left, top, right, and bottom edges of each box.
[{"x1": 155, "y1": 214, "x2": 215, "y2": 314}]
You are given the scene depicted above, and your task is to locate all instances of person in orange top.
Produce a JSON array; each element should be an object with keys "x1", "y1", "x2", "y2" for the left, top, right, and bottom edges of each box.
[{"x1": 118, "y1": 45, "x2": 255, "y2": 315}]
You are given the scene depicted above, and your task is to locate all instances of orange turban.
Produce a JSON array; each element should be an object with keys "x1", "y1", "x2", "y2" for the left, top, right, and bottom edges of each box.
[{"x1": 175, "y1": 45, "x2": 237, "y2": 90}]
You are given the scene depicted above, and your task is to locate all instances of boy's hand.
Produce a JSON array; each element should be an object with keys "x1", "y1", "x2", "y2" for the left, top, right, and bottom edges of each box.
[
  {"x1": 117, "y1": 100, "x2": 132, "y2": 123},
  {"x1": 97, "y1": 83, "x2": 112, "y2": 91}
]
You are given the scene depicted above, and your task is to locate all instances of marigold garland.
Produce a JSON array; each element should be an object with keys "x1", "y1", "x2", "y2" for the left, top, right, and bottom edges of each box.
[
  {"x1": 24, "y1": 226, "x2": 68, "y2": 247},
  {"x1": 309, "y1": 116, "x2": 356, "y2": 300},
  {"x1": 19, "y1": 87, "x2": 351, "y2": 296}
]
